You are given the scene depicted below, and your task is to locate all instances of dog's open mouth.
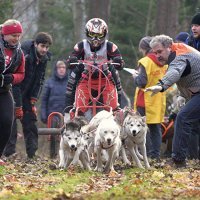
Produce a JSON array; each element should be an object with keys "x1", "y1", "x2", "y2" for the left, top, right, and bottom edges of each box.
[
  {"x1": 70, "y1": 146, "x2": 77, "y2": 151},
  {"x1": 132, "y1": 130, "x2": 139, "y2": 136}
]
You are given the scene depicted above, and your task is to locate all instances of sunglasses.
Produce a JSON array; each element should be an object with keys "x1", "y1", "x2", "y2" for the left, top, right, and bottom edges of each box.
[{"x1": 88, "y1": 32, "x2": 105, "y2": 39}]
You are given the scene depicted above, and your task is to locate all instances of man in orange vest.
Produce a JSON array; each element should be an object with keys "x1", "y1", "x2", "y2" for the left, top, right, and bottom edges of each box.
[{"x1": 145, "y1": 34, "x2": 200, "y2": 168}]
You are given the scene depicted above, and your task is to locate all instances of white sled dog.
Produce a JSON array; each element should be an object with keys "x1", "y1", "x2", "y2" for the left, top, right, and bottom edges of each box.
[
  {"x1": 59, "y1": 117, "x2": 91, "y2": 170},
  {"x1": 94, "y1": 117, "x2": 121, "y2": 173},
  {"x1": 80, "y1": 110, "x2": 114, "y2": 156},
  {"x1": 115, "y1": 107, "x2": 150, "y2": 169}
]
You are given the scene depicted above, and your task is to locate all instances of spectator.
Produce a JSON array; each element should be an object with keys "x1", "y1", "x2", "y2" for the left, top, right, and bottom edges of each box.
[
  {"x1": 145, "y1": 34, "x2": 200, "y2": 167},
  {"x1": 184, "y1": 13, "x2": 200, "y2": 160},
  {"x1": 41, "y1": 60, "x2": 68, "y2": 123},
  {"x1": 40, "y1": 60, "x2": 68, "y2": 158},
  {"x1": 0, "y1": 19, "x2": 25, "y2": 165},
  {"x1": 132, "y1": 36, "x2": 167, "y2": 160},
  {"x1": 4, "y1": 32, "x2": 52, "y2": 159},
  {"x1": 175, "y1": 32, "x2": 189, "y2": 43}
]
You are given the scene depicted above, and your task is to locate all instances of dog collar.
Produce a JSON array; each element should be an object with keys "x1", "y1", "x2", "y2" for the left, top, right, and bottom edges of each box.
[{"x1": 100, "y1": 143, "x2": 115, "y2": 149}]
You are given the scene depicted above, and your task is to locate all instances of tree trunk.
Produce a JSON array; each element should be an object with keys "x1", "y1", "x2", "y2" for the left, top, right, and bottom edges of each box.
[
  {"x1": 13, "y1": 0, "x2": 38, "y2": 39},
  {"x1": 72, "y1": 0, "x2": 86, "y2": 42},
  {"x1": 86, "y1": 0, "x2": 111, "y2": 24},
  {"x1": 155, "y1": 0, "x2": 180, "y2": 38}
]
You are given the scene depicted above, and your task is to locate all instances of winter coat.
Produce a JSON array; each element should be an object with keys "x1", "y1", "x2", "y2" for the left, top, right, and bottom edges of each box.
[
  {"x1": 40, "y1": 65, "x2": 68, "y2": 123},
  {"x1": 0, "y1": 36, "x2": 25, "y2": 93},
  {"x1": 12, "y1": 40, "x2": 51, "y2": 111}
]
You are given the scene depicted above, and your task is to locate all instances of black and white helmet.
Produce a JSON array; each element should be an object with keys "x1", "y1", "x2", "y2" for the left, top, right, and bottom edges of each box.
[{"x1": 85, "y1": 18, "x2": 108, "y2": 47}]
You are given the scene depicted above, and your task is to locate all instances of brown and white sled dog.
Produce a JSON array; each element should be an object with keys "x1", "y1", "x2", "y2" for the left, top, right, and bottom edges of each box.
[
  {"x1": 115, "y1": 107, "x2": 150, "y2": 169},
  {"x1": 58, "y1": 117, "x2": 91, "y2": 170},
  {"x1": 94, "y1": 117, "x2": 121, "y2": 173}
]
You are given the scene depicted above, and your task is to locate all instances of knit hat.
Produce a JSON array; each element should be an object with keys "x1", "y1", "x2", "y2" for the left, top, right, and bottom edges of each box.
[
  {"x1": 191, "y1": 12, "x2": 200, "y2": 25},
  {"x1": 175, "y1": 32, "x2": 189, "y2": 43},
  {"x1": 1, "y1": 22, "x2": 23, "y2": 35},
  {"x1": 139, "y1": 36, "x2": 152, "y2": 53}
]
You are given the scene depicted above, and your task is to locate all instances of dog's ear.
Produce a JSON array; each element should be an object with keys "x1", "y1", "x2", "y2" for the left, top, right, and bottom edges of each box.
[
  {"x1": 140, "y1": 116, "x2": 146, "y2": 127},
  {"x1": 74, "y1": 116, "x2": 88, "y2": 127},
  {"x1": 65, "y1": 121, "x2": 80, "y2": 131},
  {"x1": 60, "y1": 125, "x2": 65, "y2": 135}
]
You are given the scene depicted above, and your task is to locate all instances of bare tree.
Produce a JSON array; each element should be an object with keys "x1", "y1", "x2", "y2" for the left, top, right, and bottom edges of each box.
[
  {"x1": 13, "y1": 0, "x2": 39, "y2": 39},
  {"x1": 86, "y1": 0, "x2": 111, "y2": 24},
  {"x1": 72, "y1": 0, "x2": 86, "y2": 42},
  {"x1": 154, "y1": 0, "x2": 180, "y2": 37}
]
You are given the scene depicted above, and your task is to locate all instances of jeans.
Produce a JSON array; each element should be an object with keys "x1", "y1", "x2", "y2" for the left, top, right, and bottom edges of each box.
[
  {"x1": 137, "y1": 106, "x2": 162, "y2": 159},
  {"x1": 4, "y1": 111, "x2": 38, "y2": 158},
  {"x1": 188, "y1": 120, "x2": 200, "y2": 159},
  {"x1": 172, "y1": 93, "x2": 200, "y2": 161},
  {"x1": 146, "y1": 124, "x2": 162, "y2": 159}
]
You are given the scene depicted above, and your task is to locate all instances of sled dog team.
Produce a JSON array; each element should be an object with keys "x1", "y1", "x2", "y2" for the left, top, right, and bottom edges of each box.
[{"x1": 59, "y1": 107, "x2": 150, "y2": 173}]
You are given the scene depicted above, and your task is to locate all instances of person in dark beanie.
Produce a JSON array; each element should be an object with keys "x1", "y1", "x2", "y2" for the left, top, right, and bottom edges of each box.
[
  {"x1": 185, "y1": 13, "x2": 200, "y2": 160},
  {"x1": 186, "y1": 12, "x2": 200, "y2": 50},
  {"x1": 0, "y1": 19, "x2": 25, "y2": 165},
  {"x1": 4, "y1": 32, "x2": 52, "y2": 159},
  {"x1": 175, "y1": 32, "x2": 189, "y2": 43}
]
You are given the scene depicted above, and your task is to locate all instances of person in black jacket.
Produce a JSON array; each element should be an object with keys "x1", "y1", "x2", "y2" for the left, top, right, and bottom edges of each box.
[
  {"x1": 0, "y1": 19, "x2": 25, "y2": 165},
  {"x1": 4, "y1": 32, "x2": 52, "y2": 159}
]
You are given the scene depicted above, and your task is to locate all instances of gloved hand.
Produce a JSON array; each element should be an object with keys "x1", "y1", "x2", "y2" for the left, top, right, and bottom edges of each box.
[
  {"x1": 168, "y1": 112, "x2": 177, "y2": 121},
  {"x1": 68, "y1": 56, "x2": 78, "y2": 69},
  {"x1": 176, "y1": 96, "x2": 185, "y2": 111},
  {"x1": 117, "y1": 92, "x2": 122, "y2": 108},
  {"x1": 112, "y1": 57, "x2": 124, "y2": 70},
  {"x1": 15, "y1": 107, "x2": 23, "y2": 120},
  {"x1": 30, "y1": 98, "x2": 37, "y2": 115},
  {"x1": 31, "y1": 105, "x2": 37, "y2": 115},
  {"x1": 3, "y1": 74, "x2": 14, "y2": 85},
  {"x1": 144, "y1": 85, "x2": 162, "y2": 96},
  {"x1": 30, "y1": 98, "x2": 37, "y2": 105},
  {"x1": 131, "y1": 69, "x2": 139, "y2": 78}
]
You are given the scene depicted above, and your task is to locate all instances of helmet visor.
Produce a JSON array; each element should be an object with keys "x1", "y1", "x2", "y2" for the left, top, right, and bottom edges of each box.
[{"x1": 88, "y1": 32, "x2": 105, "y2": 39}]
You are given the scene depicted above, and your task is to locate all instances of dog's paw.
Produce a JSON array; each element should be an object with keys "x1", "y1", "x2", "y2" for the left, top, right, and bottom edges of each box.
[
  {"x1": 94, "y1": 166, "x2": 103, "y2": 172},
  {"x1": 124, "y1": 160, "x2": 132, "y2": 166},
  {"x1": 58, "y1": 162, "x2": 66, "y2": 169},
  {"x1": 145, "y1": 164, "x2": 151, "y2": 169}
]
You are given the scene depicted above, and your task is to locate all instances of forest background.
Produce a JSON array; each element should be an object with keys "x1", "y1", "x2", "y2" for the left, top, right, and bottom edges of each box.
[{"x1": 0, "y1": 0, "x2": 200, "y2": 106}]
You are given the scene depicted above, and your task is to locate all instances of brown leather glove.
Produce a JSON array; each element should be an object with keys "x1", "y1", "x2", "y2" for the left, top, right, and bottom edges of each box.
[{"x1": 15, "y1": 107, "x2": 23, "y2": 120}]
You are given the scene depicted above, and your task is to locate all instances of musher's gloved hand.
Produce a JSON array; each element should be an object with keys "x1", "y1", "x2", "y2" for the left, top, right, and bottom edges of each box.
[
  {"x1": 15, "y1": 107, "x2": 23, "y2": 120},
  {"x1": 118, "y1": 91, "x2": 122, "y2": 108},
  {"x1": 112, "y1": 57, "x2": 124, "y2": 70}
]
